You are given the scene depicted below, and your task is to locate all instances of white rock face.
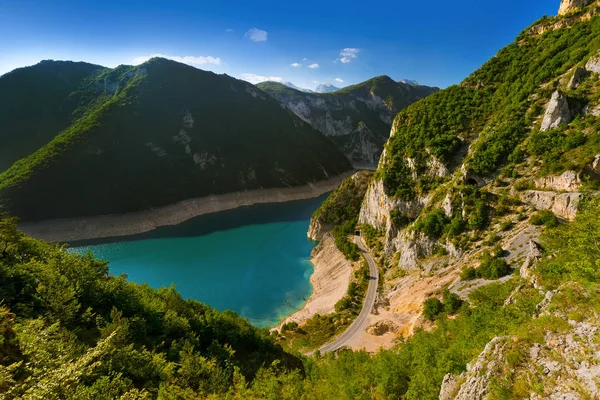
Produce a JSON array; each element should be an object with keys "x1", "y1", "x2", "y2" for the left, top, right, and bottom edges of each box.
[
  {"x1": 559, "y1": 0, "x2": 593, "y2": 16},
  {"x1": 359, "y1": 179, "x2": 425, "y2": 231},
  {"x1": 586, "y1": 52, "x2": 600, "y2": 74},
  {"x1": 583, "y1": 103, "x2": 600, "y2": 116},
  {"x1": 307, "y1": 218, "x2": 333, "y2": 241},
  {"x1": 453, "y1": 337, "x2": 512, "y2": 400},
  {"x1": 568, "y1": 67, "x2": 587, "y2": 89},
  {"x1": 427, "y1": 155, "x2": 449, "y2": 178},
  {"x1": 541, "y1": 91, "x2": 572, "y2": 131},
  {"x1": 520, "y1": 190, "x2": 583, "y2": 220},
  {"x1": 592, "y1": 154, "x2": 600, "y2": 173},
  {"x1": 535, "y1": 170, "x2": 581, "y2": 191},
  {"x1": 393, "y1": 231, "x2": 438, "y2": 270}
]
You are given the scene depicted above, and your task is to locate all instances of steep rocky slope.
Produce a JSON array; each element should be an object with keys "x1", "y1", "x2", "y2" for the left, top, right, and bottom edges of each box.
[
  {"x1": 257, "y1": 77, "x2": 439, "y2": 164},
  {"x1": 302, "y1": 0, "x2": 600, "y2": 397},
  {"x1": 0, "y1": 58, "x2": 352, "y2": 221}
]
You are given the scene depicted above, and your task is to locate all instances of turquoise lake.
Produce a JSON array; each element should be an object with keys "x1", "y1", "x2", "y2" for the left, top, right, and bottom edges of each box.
[{"x1": 69, "y1": 194, "x2": 328, "y2": 327}]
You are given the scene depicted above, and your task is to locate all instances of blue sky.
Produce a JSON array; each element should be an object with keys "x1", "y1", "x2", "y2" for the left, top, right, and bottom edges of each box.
[{"x1": 0, "y1": 0, "x2": 558, "y2": 89}]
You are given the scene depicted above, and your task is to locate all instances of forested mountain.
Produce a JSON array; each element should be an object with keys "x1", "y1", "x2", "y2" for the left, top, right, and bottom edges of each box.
[
  {"x1": 0, "y1": 60, "x2": 106, "y2": 171},
  {"x1": 257, "y1": 76, "x2": 438, "y2": 164},
  {"x1": 0, "y1": 58, "x2": 352, "y2": 221},
  {"x1": 3, "y1": 0, "x2": 600, "y2": 399}
]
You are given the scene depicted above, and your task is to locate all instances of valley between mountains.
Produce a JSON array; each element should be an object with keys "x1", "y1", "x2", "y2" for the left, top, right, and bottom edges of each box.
[{"x1": 3, "y1": 0, "x2": 600, "y2": 398}]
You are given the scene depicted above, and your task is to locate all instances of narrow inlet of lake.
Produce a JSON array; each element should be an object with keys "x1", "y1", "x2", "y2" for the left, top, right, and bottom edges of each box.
[{"x1": 69, "y1": 194, "x2": 328, "y2": 327}]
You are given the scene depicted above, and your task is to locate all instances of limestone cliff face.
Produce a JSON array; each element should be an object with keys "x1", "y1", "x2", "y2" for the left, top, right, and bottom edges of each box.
[
  {"x1": 559, "y1": 0, "x2": 594, "y2": 16},
  {"x1": 258, "y1": 78, "x2": 438, "y2": 164},
  {"x1": 541, "y1": 91, "x2": 573, "y2": 131},
  {"x1": 519, "y1": 190, "x2": 583, "y2": 220},
  {"x1": 534, "y1": 170, "x2": 581, "y2": 191},
  {"x1": 307, "y1": 218, "x2": 333, "y2": 241}
]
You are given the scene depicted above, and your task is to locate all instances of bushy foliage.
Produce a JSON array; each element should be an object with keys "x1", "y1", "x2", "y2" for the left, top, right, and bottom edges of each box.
[
  {"x1": 379, "y1": 12, "x2": 600, "y2": 201},
  {"x1": 462, "y1": 250, "x2": 511, "y2": 281},
  {"x1": 423, "y1": 290, "x2": 465, "y2": 321},
  {"x1": 537, "y1": 197, "x2": 600, "y2": 285},
  {"x1": 312, "y1": 171, "x2": 371, "y2": 226},
  {"x1": 530, "y1": 210, "x2": 560, "y2": 228},
  {"x1": 332, "y1": 220, "x2": 360, "y2": 261},
  {"x1": 422, "y1": 298, "x2": 444, "y2": 321},
  {"x1": 0, "y1": 217, "x2": 301, "y2": 398},
  {"x1": 413, "y1": 209, "x2": 449, "y2": 239}
]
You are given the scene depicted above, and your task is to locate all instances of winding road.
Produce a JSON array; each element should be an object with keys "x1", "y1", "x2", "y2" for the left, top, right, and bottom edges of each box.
[{"x1": 317, "y1": 235, "x2": 379, "y2": 354}]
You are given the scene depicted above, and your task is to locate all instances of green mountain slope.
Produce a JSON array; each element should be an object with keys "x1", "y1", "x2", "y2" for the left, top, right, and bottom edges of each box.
[
  {"x1": 257, "y1": 76, "x2": 438, "y2": 164},
  {"x1": 0, "y1": 217, "x2": 302, "y2": 399},
  {"x1": 0, "y1": 60, "x2": 106, "y2": 171},
  {"x1": 0, "y1": 58, "x2": 352, "y2": 221}
]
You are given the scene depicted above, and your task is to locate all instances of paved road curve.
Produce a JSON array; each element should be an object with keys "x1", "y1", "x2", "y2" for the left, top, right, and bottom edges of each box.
[{"x1": 317, "y1": 235, "x2": 379, "y2": 354}]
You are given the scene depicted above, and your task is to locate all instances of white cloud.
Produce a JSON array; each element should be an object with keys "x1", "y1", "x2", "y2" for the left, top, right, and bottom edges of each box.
[
  {"x1": 245, "y1": 28, "x2": 268, "y2": 42},
  {"x1": 240, "y1": 73, "x2": 283, "y2": 85},
  {"x1": 312, "y1": 80, "x2": 319, "y2": 84},
  {"x1": 335, "y1": 78, "x2": 344, "y2": 83},
  {"x1": 291, "y1": 62, "x2": 302, "y2": 68},
  {"x1": 132, "y1": 54, "x2": 222, "y2": 67},
  {"x1": 225, "y1": 28, "x2": 234, "y2": 32},
  {"x1": 308, "y1": 63, "x2": 319, "y2": 69},
  {"x1": 338, "y1": 48, "x2": 359, "y2": 64},
  {"x1": 303, "y1": 58, "x2": 308, "y2": 61}
]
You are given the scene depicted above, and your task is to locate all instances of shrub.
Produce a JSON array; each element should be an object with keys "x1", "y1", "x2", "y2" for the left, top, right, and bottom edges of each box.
[
  {"x1": 442, "y1": 290, "x2": 464, "y2": 314},
  {"x1": 461, "y1": 267, "x2": 478, "y2": 281},
  {"x1": 492, "y1": 244, "x2": 505, "y2": 258},
  {"x1": 499, "y1": 220, "x2": 514, "y2": 231},
  {"x1": 478, "y1": 251, "x2": 511, "y2": 279},
  {"x1": 514, "y1": 179, "x2": 532, "y2": 191},
  {"x1": 530, "y1": 210, "x2": 560, "y2": 228},
  {"x1": 423, "y1": 298, "x2": 444, "y2": 321},
  {"x1": 414, "y1": 209, "x2": 449, "y2": 239}
]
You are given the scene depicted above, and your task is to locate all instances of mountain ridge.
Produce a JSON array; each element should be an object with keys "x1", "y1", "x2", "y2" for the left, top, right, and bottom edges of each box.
[
  {"x1": 258, "y1": 76, "x2": 439, "y2": 164},
  {"x1": 0, "y1": 57, "x2": 352, "y2": 221}
]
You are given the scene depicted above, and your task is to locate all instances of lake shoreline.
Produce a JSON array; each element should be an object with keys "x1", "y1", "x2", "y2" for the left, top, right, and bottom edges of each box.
[
  {"x1": 19, "y1": 171, "x2": 355, "y2": 243},
  {"x1": 275, "y1": 233, "x2": 352, "y2": 330}
]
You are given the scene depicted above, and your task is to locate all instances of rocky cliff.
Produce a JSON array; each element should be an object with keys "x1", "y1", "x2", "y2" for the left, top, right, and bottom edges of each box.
[
  {"x1": 258, "y1": 77, "x2": 439, "y2": 164},
  {"x1": 308, "y1": 0, "x2": 600, "y2": 395},
  {"x1": 559, "y1": 0, "x2": 595, "y2": 15}
]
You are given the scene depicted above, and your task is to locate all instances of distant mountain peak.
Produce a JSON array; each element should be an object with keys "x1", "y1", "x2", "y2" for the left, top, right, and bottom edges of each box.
[
  {"x1": 399, "y1": 79, "x2": 420, "y2": 86},
  {"x1": 315, "y1": 83, "x2": 340, "y2": 93},
  {"x1": 282, "y1": 81, "x2": 313, "y2": 93}
]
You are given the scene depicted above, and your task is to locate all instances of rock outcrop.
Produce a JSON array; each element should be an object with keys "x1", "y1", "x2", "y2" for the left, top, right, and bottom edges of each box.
[
  {"x1": 520, "y1": 240, "x2": 544, "y2": 289},
  {"x1": 393, "y1": 231, "x2": 439, "y2": 270},
  {"x1": 535, "y1": 170, "x2": 581, "y2": 191},
  {"x1": 449, "y1": 336, "x2": 512, "y2": 400},
  {"x1": 593, "y1": 154, "x2": 600, "y2": 174},
  {"x1": 520, "y1": 190, "x2": 583, "y2": 220},
  {"x1": 359, "y1": 179, "x2": 426, "y2": 231},
  {"x1": 307, "y1": 219, "x2": 333, "y2": 241},
  {"x1": 366, "y1": 320, "x2": 399, "y2": 336},
  {"x1": 568, "y1": 67, "x2": 587, "y2": 88},
  {"x1": 541, "y1": 91, "x2": 572, "y2": 131},
  {"x1": 559, "y1": 0, "x2": 594, "y2": 16},
  {"x1": 586, "y1": 52, "x2": 600, "y2": 74}
]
